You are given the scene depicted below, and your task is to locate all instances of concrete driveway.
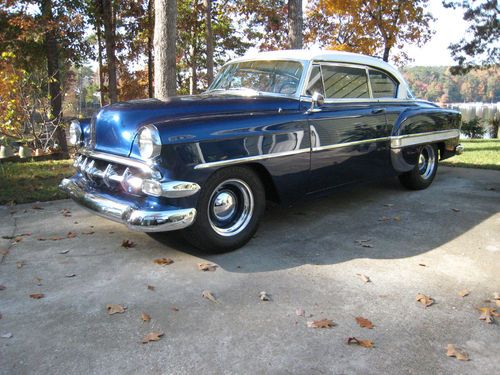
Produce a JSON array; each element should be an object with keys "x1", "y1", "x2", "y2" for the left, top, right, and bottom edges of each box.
[{"x1": 1, "y1": 166, "x2": 499, "y2": 375}]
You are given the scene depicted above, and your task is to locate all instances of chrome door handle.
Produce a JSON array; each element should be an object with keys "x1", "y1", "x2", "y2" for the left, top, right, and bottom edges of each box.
[{"x1": 372, "y1": 108, "x2": 386, "y2": 114}]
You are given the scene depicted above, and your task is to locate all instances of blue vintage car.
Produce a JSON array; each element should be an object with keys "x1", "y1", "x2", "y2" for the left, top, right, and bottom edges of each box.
[{"x1": 60, "y1": 50, "x2": 463, "y2": 252}]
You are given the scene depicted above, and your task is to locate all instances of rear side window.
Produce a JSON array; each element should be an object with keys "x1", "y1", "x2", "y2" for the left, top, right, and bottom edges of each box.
[
  {"x1": 369, "y1": 69, "x2": 398, "y2": 98},
  {"x1": 321, "y1": 65, "x2": 370, "y2": 99}
]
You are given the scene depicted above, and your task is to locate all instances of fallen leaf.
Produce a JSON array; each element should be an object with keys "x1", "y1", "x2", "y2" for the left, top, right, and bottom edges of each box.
[
  {"x1": 30, "y1": 293, "x2": 44, "y2": 299},
  {"x1": 171, "y1": 307, "x2": 179, "y2": 312},
  {"x1": 478, "y1": 307, "x2": 497, "y2": 323},
  {"x1": 0, "y1": 285, "x2": 5, "y2": 291},
  {"x1": 355, "y1": 317, "x2": 374, "y2": 329},
  {"x1": 61, "y1": 209, "x2": 72, "y2": 217},
  {"x1": 34, "y1": 277, "x2": 42, "y2": 286},
  {"x1": 197, "y1": 262, "x2": 218, "y2": 272},
  {"x1": 16, "y1": 260, "x2": 25, "y2": 269},
  {"x1": 202, "y1": 290, "x2": 219, "y2": 303},
  {"x1": 67, "y1": 232, "x2": 77, "y2": 239},
  {"x1": 384, "y1": 203, "x2": 394, "y2": 207},
  {"x1": 147, "y1": 285, "x2": 155, "y2": 291},
  {"x1": 378, "y1": 216, "x2": 391, "y2": 222},
  {"x1": 32, "y1": 204, "x2": 44, "y2": 210},
  {"x1": 13, "y1": 236, "x2": 23, "y2": 243},
  {"x1": 259, "y1": 291, "x2": 271, "y2": 301},
  {"x1": 295, "y1": 308, "x2": 305, "y2": 317},
  {"x1": 416, "y1": 293, "x2": 434, "y2": 307},
  {"x1": 451, "y1": 208, "x2": 461, "y2": 212},
  {"x1": 1, "y1": 333, "x2": 13, "y2": 339},
  {"x1": 458, "y1": 289, "x2": 470, "y2": 297},
  {"x1": 418, "y1": 263, "x2": 427, "y2": 267},
  {"x1": 356, "y1": 274, "x2": 371, "y2": 283},
  {"x1": 393, "y1": 216, "x2": 401, "y2": 222},
  {"x1": 65, "y1": 274, "x2": 76, "y2": 278},
  {"x1": 59, "y1": 249, "x2": 70, "y2": 254},
  {"x1": 121, "y1": 239, "x2": 136, "y2": 248},
  {"x1": 82, "y1": 231, "x2": 95, "y2": 235},
  {"x1": 106, "y1": 304, "x2": 126, "y2": 315},
  {"x1": 355, "y1": 239, "x2": 373, "y2": 248},
  {"x1": 153, "y1": 258, "x2": 174, "y2": 266},
  {"x1": 141, "y1": 312, "x2": 151, "y2": 322},
  {"x1": 347, "y1": 337, "x2": 374, "y2": 348},
  {"x1": 50, "y1": 236, "x2": 65, "y2": 241},
  {"x1": 142, "y1": 332, "x2": 163, "y2": 344},
  {"x1": 307, "y1": 319, "x2": 335, "y2": 328},
  {"x1": 447, "y1": 344, "x2": 469, "y2": 361}
]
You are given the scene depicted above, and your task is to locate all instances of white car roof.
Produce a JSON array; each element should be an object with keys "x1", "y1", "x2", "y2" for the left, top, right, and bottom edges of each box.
[{"x1": 230, "y1": 49, "x2": 410, "y2": 99}]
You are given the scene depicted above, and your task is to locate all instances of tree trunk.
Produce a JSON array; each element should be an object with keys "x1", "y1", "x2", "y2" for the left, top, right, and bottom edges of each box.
[
  {"x1": 147, "y1": 0, "x2": 154, "y2": 98},
  {"x1": 102, "y1": 0, "x2": 118, "y2": 103},
  {"x1": 204, "y1": 0, "x2": 214, "y2": 87},
  {"x1": 95, "y1": 1, "x2": 106, "y2": 106},
  {"x1": 41, "y1": 0, "x2": 68, "y2": 156},
  {"x1": 382, "y1": 44, "x2": 391, "y2": 62},
  {"x1": 154, "y1": 0, "x2": 177, "y2": 99},
  {"x1": 288, "y1": 0, "x2": 303, "y2": 49}
]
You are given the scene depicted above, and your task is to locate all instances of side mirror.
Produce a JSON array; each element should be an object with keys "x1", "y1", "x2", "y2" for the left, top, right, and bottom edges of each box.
[{"x1": 310, "y1": 92, "x2": 325, "y2": 112}]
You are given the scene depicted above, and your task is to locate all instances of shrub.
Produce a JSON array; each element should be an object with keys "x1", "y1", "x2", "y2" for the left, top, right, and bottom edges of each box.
[{"x1": 461, "y1": 118, "x2": 486, "y2": 139}]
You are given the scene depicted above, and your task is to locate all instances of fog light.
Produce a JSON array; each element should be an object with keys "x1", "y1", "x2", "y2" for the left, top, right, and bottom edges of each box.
[{"x1": 142, "y1": 179, "x2": 163, "y2": 197}]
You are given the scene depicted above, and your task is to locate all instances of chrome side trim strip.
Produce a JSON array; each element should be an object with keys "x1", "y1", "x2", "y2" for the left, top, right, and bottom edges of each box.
[
  {"x1": 390, "y1": 129, "x2": 460, "y2": 148},
  {"x1": 161, "y1": 181, "x2": 201, "y2": 198},
  {"x1": 312, "y1": 137, "x2": 390, "y2": 152},
  {"x1": 79, "y1": 149, "x2": 156, "y2": 174},
  {"x1": 194, "y1": 148, "x2": 310, "y2": 170}
]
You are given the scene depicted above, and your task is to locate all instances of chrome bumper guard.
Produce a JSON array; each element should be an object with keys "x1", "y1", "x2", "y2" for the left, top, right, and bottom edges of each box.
[
  {"x1": 455, "y1": 144, "x2": 464, "y2": 155},
  {"x1": 59, "y1": 178, "x2": 196, "y2": 232}
]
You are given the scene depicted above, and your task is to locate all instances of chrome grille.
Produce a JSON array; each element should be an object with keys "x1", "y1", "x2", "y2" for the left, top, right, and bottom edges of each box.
[{"x1": 74, "y1": 154, "x2": 147, "y2": 194}]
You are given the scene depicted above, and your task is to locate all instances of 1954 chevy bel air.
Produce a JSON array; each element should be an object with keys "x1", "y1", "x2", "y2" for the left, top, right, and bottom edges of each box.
[{"x1": 60, "y1": 50, "x2": 463, "y2": 252}]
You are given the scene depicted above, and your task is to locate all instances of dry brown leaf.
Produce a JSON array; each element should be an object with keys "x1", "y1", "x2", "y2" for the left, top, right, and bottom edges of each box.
[
  {"x1": 32, "y1": 204, "x2": 44, "y2": 210},
  {"x1": 416, "y1": 293, "x2": 434, "y2": 307},
  {"x1": 121, "y1": 239, "x2": 136, "y2": 248},
  {"x1": 30, "y1": 293, "x2": 44, "y2": 299},
  {"x1": 356, "y1": 274, "x2": 371, "y2": 283},
  {"x1": 147, "y1": 285, "x2": 155, "y2": 291},
  {"x1": 142, "y1": 332, "x2": 163, "y2": 344},
  {"x1": 141, "y1": 312, "x2": 151, "y2": 322},
  {"x1": 393, "y1": 216, "x2": 401, "y2": 222},
  {"x1": 347, "y1": 337, "x2": 374, "y2": 348},
  {"x1": 197, "y1": 262, "x2": 217, "y2": 272},
  {"x1": 418, "y1": 263, "x2": 427, "y2": 267},
  {"x1": 82, "y1": 231, "x2": 95, "y2": 235},
  {"x1": 458, "y1": 289, "x2": 470, "y2": 297},
  {"x1": 153, "y1": 258, "x2": 174, "y2": 266},
  {"x1": 202, "y1": 290, "x2": 218, "y2": 303},
  {"x1": 259, "y1": 291, "x2": 271, "y2": 301},
  {"x1": 447, "y1": 344, "x2": 469, "y2": 361},
  {"x1": 307, "y1": 319, "x2": 335, "y2": 328},
  {"x1": 478, "y1": 307, "x2": 497, "y2": 323},
  {"x1": 106, "y1": 304, "x2": 126, "y2": 315},
  {"x1": 355, "y1": 316, "x2": 374, "y2": 329},
  {"x1": 16, "y1": 260, "x2": 25, "y2": 269},
  {"x1": 67, "y1": 232, "x2": 77, "y2": 239}
]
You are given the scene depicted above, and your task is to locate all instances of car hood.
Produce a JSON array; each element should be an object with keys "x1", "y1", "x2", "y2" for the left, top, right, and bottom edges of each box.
[{"x1": 90, "y1": 94, "x2": 300, "y2": 157}]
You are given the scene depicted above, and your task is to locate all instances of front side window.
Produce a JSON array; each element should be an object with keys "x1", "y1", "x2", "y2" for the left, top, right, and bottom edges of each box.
[
  {"x1": 305, "y1": 65, "x2": 324, "y2": 96},
  {"x1": 209, "y1": 60, "x2": 304, "y2": 95},
  {"x1": 369, "y1": 69, "x2": 398, "y2": 98},
  {"x1": 321, "y1": 65, "x2": 370, "y2": 99}
]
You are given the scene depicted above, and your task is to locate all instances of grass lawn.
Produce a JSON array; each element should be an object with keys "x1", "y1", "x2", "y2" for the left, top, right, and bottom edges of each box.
[
  {"x1": 441, "y1": 139, "x2": 500, "y2": 171},
  {"x1": 0, "y1": 159, "x2": 75, "y2": 205}
]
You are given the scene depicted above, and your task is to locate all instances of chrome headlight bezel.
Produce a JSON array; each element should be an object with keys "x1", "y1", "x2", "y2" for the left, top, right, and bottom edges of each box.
[
  {"x1": 69, "y1": 120, "x2": 82, "y2": 146},
  {"x1": 138, "y1": 125, "x2": 162, "y2": 160}
]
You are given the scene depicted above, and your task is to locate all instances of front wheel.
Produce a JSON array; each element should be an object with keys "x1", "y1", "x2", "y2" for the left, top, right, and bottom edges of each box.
[
  {"x1": 182, "y1": 167, "x2": 265, "y2": 253},
  {"x1": 399, "y1": 144, "x2": 438, "y2": 190}
]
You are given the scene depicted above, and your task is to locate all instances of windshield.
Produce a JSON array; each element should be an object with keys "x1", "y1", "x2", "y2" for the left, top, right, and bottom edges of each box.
[{"x1": 208, "y1": 60, "x2": 304, "y2": 96}]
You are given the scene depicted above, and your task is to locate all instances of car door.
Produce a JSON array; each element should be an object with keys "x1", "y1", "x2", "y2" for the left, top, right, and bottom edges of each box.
[{"x1": 306, "y1": 63, "x2": 394, "y2": 194}]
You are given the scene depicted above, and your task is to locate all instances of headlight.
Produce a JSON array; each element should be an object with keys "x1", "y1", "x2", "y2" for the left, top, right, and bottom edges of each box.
[
  {"x1": 138, "y1": 125, "x2": 161, "y2": 159},
  {"x1": 69, "y1": 120, "x2": 82, "y2": 145}
]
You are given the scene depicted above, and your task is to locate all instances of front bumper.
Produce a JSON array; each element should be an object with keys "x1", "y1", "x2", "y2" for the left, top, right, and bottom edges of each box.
[{"x1": 59, "y1": 178, "x2": 196, "y2": 232}]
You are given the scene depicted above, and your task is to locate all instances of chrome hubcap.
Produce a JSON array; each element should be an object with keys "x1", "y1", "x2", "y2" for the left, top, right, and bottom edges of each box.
[
  {"x1": 418, "y1": 145, "x2": 436, "y2": 180},
  {"x1": 208, "y1": 179, "x2": 254, "y2": 237}
]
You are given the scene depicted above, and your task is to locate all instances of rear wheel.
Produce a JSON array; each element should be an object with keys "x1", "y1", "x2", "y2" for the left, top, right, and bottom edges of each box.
[
  {"x1": 399, "y1": 144, "x2": 438, "y2": 190},
  {"x1": 182, "y1": 167, "x2": 265, "y2": 252}
]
